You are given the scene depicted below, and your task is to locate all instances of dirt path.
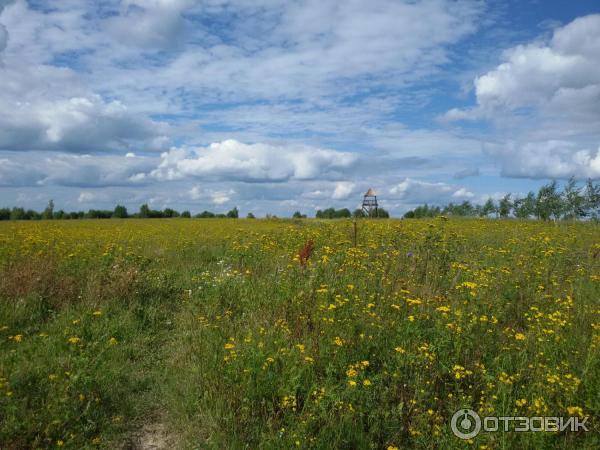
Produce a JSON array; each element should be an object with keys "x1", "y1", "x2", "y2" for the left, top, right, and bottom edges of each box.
[{"x1": 131, "y1": 423, "x2": 172, "y2": 450}]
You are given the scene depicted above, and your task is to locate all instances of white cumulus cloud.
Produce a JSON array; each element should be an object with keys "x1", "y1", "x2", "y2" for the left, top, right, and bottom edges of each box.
[
  {"x1": 446, "y1": 14, "x2": 600, "y2": 120},
  {"x1": 389, "y1": 178, "x2": 474, "y2": 204},
  {"x1": 78, "y1": 192, "x2": 97, "y2": 203},
  {"x1": 0, "y1": 151, "x2": 156, "y2": 187},
  {"x1": 210, "y1": 189, "x2": 235, "y2": 205},
  {"x1": 332, "y1": 182, "x2": 355, "y2": 200},
  {"x1": 486, "y1": 141, "x2": 600, "y2": 179},
  {"x1": 152, "y1": 139, "x2": 358, "y2": 182},
  {"x1": 444, "y1": 14, "x2": 600, "y2": 180}
]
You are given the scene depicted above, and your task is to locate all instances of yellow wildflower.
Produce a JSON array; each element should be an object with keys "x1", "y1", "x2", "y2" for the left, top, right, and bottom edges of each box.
[{"x1": 567, "y1": 406, "x2": 584, "y2": 417}]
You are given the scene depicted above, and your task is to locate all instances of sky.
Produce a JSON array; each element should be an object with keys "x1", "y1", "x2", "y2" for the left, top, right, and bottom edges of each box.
[{"x1": 0, "y1": 0, "x2": 599, "y2": 217}]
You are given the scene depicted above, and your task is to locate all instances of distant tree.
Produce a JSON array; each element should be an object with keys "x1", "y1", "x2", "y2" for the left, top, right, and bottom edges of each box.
[
  {"x1": 585, "y1": 179, "x2": 600, "y2": 218},
  {"x1": 53, "y1": 210, "x2": 66, "y2": 220},
  {"x1": 461, "y1": 201, "x2": 475, "y2": 216},
  {"x1": 375, "y1": 208, "x2": 390, "y2": 218},
  {"x1": 42, "y1": 199, "x2": 54, "y2": 220},
  {"x1": 498, "y1": 194, "x2": 512, "y2": 218},
  {"x1": 417, "y1": 204, "x2": 432, "y2": 218},
  {"x1": 353, "y1": 209, "x2": 366, "y2": 218},
  {"x1": 0, "y1": 208, "x2": 10, "y2": 220},
  {"x1": 195, "y1": 211, "x2": 215, "y2": 218},
  {"x1": 113, "y1": 205, "x2": 128, "y2": 218},
  {"x1": 246, "y1": 212, "x2": 256, "y2": 219},
  {"x1": 292, "y1": 211, "x2": 306, "y2": 219},
  {"x1": 137, "y1": 204, "x2": 165, "y2": 218},
  {"x1": 316, "y1": 208, "x2": 333, "y2": 219},
  {"x1": 180, "y1": 210, "x2": 191, "y2": 218},
  {"x1": 86, "y1": 209, "x2": 112, "y2": 219},
  {"x1": 335, "y1": 208, "x2": 352, "y2": 218},
  {"x1": 10, "y1": 207, "x2": 25, "y2": 220},
  {"x1": 387, "y1": 179, "x2": 600, "y2": 222},
  {"x1": 163, "y1": 208, "x2": 180, "y2": 218},
  {"x1": 316, "y1": 207, "x2": 352, "y2": 219},
  {"x1": 481, "y1": 198, "x2": 496, "y2": 217},
  {"x1": 26, "y1": 210, "x2": 42, "y2": 220},
  {"x1": 443, "y1": 201, "x2": 475, "y2": 217},
  {"x1": 442, "y1": 203, "x2": 455, "y2": 216},
  {"x1": 325, "y1": 208, "x2": 336, "y2": 218},
  {"x1": 536, "y1": 181, "x2": 563, "y2": 221},
  {"x1": 562, "y1": 177, "x2": 586, "y2": 220},
  {"x1": 139, "y1": 204, "x2": 150, "y2": 218},
  {"x1": 513, "y1": 192, "x2": 536, "y2": 219},
  {"x1": 226, "y1": 207, "x2": 239, "y2": 218},
  {"x1": 404, "y1": 204, "x2": 441, "y2": 218}
]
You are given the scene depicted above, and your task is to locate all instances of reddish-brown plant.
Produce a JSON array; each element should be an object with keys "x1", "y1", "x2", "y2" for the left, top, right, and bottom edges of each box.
[{"x1": 298, "y1": 239, "x2": 315, "y2": 268}]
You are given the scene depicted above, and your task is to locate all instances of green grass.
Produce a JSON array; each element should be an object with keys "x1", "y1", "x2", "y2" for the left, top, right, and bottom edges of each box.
[{"x1": 0, "y1": 218, "x2": 599, "y2": 449}]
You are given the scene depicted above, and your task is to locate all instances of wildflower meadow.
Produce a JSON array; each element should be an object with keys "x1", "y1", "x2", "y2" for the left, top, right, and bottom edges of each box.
[{"x1": 0, "y1": 218, "x2": 598, "y2": 449}]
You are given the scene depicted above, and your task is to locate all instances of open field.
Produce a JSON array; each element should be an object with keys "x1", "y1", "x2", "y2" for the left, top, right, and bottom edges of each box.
[{"x1": 0, "y1": 218, "x2": 599, "y2": 449}]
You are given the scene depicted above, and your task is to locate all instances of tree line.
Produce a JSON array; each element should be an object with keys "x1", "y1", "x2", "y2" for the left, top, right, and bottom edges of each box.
[
  {"x1": 0, "y1": 202, "x2": 241, "y2": 220},
  {"x1": 9, "y1": 178, "x2": 598, "y2": 221},
  {"x1": 0, "y1": 203, "x2": 392, "y2": 221},
  {"x1": 404, "y1": 178, "x2": 600, "y2": 220},
  {"x1": 315, "y1": 207, "x2": 390, "y2": 219}
]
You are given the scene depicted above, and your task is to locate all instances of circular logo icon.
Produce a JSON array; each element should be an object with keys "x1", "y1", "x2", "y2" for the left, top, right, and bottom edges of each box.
[{"x1": 451, "y1": 408, "x2": 481, "y2": 439}]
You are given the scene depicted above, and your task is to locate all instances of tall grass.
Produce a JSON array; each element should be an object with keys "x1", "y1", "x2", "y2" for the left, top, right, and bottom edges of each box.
[{"x1": 0, "y1": 218, "x2": 598, "y2": 449}]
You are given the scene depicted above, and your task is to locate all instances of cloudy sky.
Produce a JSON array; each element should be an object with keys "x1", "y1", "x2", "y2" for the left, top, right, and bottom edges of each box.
[{"x1": 1, "y1": 0, "x2": 599, "y2": 216}]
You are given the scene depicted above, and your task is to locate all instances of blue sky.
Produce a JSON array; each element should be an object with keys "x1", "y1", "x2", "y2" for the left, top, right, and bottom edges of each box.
[{"x1": 0, "y1": 0, "x2": 599, "y2": 216}]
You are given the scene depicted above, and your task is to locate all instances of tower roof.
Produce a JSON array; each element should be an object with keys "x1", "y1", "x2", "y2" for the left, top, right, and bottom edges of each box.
[{"x1": 364, "y1": 188, "x2": 376, "y2": 197}]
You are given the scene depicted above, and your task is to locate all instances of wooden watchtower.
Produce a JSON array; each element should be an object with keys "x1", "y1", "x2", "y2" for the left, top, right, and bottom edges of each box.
[{"x1": 362, "y1": 188, "x2": 378, "y2": 217}]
